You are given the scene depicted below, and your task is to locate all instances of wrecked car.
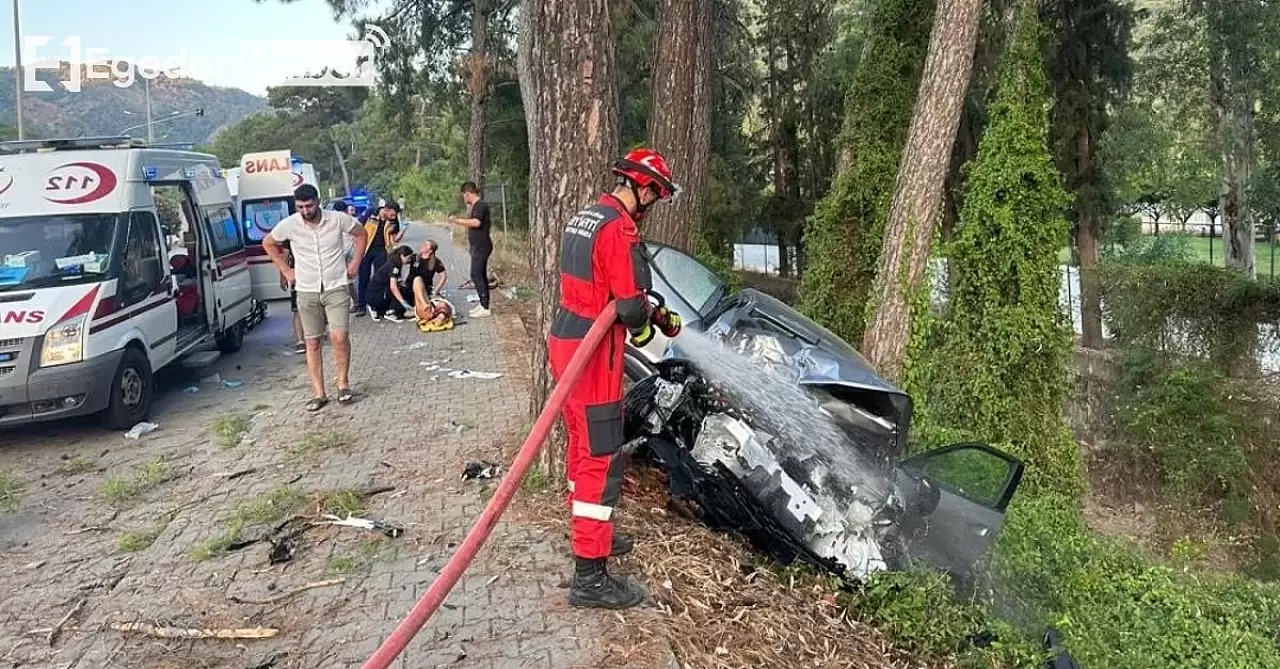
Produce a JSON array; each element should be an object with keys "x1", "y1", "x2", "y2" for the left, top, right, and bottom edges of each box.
[{"x1": 623, "y1": 242, "x2": 1025, "y2": 583}]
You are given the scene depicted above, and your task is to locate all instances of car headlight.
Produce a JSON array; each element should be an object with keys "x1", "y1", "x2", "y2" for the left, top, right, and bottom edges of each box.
[{"x1": 40, "y1": 314, "x2": 87, "y2": 367}]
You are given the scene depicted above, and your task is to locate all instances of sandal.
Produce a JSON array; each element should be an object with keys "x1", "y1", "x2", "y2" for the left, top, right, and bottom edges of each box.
[
  {"x1": 305, "y1": 397, "x2": 328, "y2": 412},
  {"x1": 337, "y1": 388, "x2": 355, "y2": 404}
]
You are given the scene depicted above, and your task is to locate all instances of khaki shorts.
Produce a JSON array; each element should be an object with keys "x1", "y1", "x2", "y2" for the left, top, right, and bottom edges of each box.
[{"x1": 297, "y1": 288, "x2": 351, "y2": 339}]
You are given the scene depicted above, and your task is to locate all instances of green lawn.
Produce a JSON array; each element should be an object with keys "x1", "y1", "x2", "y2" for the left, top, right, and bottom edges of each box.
[{"x1": 1058, "y1": 234, "x2": 1280, "y2": 277}]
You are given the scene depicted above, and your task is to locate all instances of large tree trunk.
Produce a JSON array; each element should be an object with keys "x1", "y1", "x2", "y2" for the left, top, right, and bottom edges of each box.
[
  {"x1": 1075, "y1": 123, "x2": 1105, "y2": 348},
  {"x1": 1216, "y1": 90, "x2": 1256, "y2": 277},
  {"x1": 331, "y1": 135, "x2": 352, "y2": 196},
  {"x1": 468, "y1": 0, "x2": 490, "y2": 191},
  {"x1": 644, "y1": 0, "x2": 713, "y2": 252},
  {"x1": 518, "y1": 0, "x2": 619, "y2": 483},
  {"x1": 861, "y1": 0, "x2": 983, "y2": 382}
]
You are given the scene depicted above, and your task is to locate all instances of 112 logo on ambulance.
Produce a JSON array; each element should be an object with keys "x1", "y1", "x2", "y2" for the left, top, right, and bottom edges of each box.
[{"x1": 44, "y1": 162, "x2": 118, "y2": 205}]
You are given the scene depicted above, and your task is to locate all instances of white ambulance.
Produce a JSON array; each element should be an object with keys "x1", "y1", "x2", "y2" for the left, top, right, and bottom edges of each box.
[
  {"x1": 235, "y1": 150, "x2": 319, "y2": 300},
  {"x1": 0, "y1": 136, "x2": 257, "y2": 429}
]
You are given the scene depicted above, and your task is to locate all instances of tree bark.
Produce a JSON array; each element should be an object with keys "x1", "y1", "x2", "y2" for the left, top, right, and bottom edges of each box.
[
  {"x1": 1075, "y1": 123, "x2": 1105, "y2": 348},
  {"x1": 861, "y1": 0, "x2": 983, "y2": 382},
  {"x1": 644, "y1": 0, "x2": 713, "y2": 253},
  {"x1": 468, "y1": 0, "x2": 490, "y2": 191},
  {"x1": 518, "y1": 0, "x2": 619, "y2": 483},
  {"x1": 331, "y1": 135, "x2": 352, "y2": 196},
  {"x1": 1215, "y1": 88, "x2": 1256, "y2": 277}
]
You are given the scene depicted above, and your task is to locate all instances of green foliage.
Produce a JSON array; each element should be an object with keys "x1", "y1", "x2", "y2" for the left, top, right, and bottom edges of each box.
[
  {"x1": 1114, "y1": 353, "x2": 1248, "y2": 504},
  {"x1": 799, "y1": 0, "x2": 935, "y2": 344},
  {"x1": 911, "y1": 3, "x2": 1082, "y2": 497},
  {"x1": 990, "y1": 494, "x2": 1280, "y2": 669},
  {"x1": 1097, "y1": 262, "x2": 1280, "y2": 372},
  {"x1": 849, "y1": 569, "x2": 1048, "y2": 668}
]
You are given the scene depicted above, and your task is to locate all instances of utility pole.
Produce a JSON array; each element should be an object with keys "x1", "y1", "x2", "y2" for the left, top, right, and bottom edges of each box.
[
  {"x1": 144, "y1": 77, "x2": 153, "y2": 143},
  {"x1": 12, "y1": 0, "x2": 23, "y2": 140}
]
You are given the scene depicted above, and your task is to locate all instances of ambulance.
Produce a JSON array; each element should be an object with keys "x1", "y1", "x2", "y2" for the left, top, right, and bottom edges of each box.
[
  {"x1": 0, "y1": 136, "x2": 259, "y2": 429},
  {"x1": 235, "y1": 150, "x2": 319, "y2": 300}
]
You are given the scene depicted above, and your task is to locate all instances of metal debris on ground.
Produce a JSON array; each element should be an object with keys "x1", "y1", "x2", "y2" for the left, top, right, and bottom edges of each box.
[
  {"x1": 461, "y1": 461, "x2": 500, "y2": 480},
  {"x1": 222, "y1": 379, "x2": 245, "y2": 389},
  {"x1": 123, "y1": 421, "x2": 160, "y2": 439},
  {"x1": 313, "y1": 514, "x2": 404, "y2": 538}
]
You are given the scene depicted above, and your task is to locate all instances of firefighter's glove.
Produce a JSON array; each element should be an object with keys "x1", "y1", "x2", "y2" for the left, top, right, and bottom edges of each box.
[
  {"x1": 629, "y1": 321, "x2": 656, "y2": 348},
  {"x1": 651, "y1": 305, "x2": 682, "y2": 338}
]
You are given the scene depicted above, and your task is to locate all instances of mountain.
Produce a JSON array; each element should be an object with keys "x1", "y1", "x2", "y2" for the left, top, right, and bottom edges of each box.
[{"x1": 0, "y1": 65, "x2": 269, "y2": 145}]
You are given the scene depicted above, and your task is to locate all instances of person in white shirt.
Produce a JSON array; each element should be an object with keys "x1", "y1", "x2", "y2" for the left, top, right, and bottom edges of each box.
[{"x1": 263, "y1": 185, "x2": 368, "y2": 411}]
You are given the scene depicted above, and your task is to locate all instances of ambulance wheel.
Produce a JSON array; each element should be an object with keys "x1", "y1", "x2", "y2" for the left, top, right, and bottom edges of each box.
[
  {"x1": 216, "y1": 323, "x2": 244, "y2": 353},
  {"x1": 102, "y1": 347, "x2": 154, "y2": 430}
]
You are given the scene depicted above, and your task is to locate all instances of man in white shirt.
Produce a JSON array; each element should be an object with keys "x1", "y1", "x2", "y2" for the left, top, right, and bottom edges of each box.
[{"x1": 263, "y1": 185, "x2": 368, "y2": 410}]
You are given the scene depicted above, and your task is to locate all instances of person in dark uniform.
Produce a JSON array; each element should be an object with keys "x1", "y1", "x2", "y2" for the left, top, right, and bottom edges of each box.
[
  {"x1": 364, "y1": 245, "x2": 416, "y2": 322},
  {"x1": 448, "y1": 182, "x2": 493, "y2": 319},
  {"x1": 547, "y1": 148, "x2": 683, "y2": 610}
]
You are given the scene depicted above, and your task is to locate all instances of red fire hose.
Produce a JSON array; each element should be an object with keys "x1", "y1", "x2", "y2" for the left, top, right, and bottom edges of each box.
[{"x1": 361, "y1": 301, "x2": 619, "y2": 669}]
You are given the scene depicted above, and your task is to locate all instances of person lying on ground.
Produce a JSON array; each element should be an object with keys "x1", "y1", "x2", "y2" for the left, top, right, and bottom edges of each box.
[
  {"x1": 415, "y1": 295, "x2": 455, "y2": 332},
  {"x1": 365, "y1": 245, "x2": 416, "y2": 322}
]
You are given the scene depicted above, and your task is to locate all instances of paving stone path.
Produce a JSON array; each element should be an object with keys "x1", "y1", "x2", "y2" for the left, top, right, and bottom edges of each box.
[{"x1": 0, "y1": 221, "x2": 642, "y2": 669}]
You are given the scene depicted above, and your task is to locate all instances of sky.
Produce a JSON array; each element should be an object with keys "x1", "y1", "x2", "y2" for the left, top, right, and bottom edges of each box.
[{"x1": 0, "y1": 0, "x2": 389, "y2": 96}]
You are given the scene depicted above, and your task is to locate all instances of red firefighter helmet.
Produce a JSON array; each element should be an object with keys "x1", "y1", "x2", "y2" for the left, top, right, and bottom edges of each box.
[{"x1": 611, "y1": 148, "x2": 680, "y2": 200}]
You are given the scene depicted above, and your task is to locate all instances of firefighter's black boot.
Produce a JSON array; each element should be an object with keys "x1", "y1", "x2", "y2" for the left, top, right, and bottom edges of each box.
[
  {"x1": 611, "y1": 533, "x2": 634, "y2": 556},
  {"x1": 569, "y1": 557, "x2": 646, "y2": 609}
]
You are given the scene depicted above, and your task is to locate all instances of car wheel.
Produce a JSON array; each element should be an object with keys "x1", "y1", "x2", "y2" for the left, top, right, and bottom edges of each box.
[
  {"x1": 216, "y1": 323, "x2": 244, "y2": 353},
  {"x1": 102, "y1": 347, "x2": 154, "y2": 430}
]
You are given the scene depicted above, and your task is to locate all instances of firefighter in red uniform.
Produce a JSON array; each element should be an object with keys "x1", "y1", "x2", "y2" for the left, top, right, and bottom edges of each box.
[{"x1": 548, "y1": 148, "x2": 684, "y2": 609}]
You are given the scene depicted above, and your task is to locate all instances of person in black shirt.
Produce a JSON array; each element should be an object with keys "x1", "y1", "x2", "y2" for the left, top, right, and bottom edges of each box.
[
  {"x1": 364, "y1": 246, "x2": 415, "y2": 322},
  {"x1": 406, "y1": 240, "x2": 448, "y2": 299},
  {"x1": 448, "y1": 181, "x2": 494, "y2": 318}
]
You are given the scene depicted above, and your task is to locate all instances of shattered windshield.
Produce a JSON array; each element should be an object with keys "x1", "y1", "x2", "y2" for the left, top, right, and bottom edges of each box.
[{"x1": 0, "y1": 214, "x2": 119, "y2": 292}]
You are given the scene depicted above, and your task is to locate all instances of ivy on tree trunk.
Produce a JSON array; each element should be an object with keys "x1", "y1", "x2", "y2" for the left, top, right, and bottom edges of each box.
[
  {"x1": 798, "y1": 0, "x2": 935, "y2": 346},
  {"x1": 517, "y1": 0, "x2": 620, "y2": 483},
  {"x1": 861, "y1": 0, "x2": 984, "y2": 382},
  {"x1": 914, "y1": 0, "x2": 1082, "y2": 497}
]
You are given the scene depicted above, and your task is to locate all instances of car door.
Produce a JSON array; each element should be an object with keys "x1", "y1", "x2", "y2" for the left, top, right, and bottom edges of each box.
[
  {"x1": 116, "y1": 211, "x2": 178, "y2": 367},
  {"x1": 201, "y1": 205, "x2": 252, "y2": 331},
  {"x1": 896, "y1": 442, "x2": 1024, "y2": 581}
]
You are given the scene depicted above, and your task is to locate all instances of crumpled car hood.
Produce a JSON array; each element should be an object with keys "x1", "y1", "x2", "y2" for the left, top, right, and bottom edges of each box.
[{"x1": 690, "y1": 412, "x2": 890, "y2": 578}]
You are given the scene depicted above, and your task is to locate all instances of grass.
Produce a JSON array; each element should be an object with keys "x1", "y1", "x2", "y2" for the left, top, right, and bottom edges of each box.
[
  {"x1": 1055, "y1": 233, "x2": 1280, "y2": 275},
  {"x1": 59, "y1": 456, "x2": 98, "y2": 475},
  {"x1": 98, "y1": 461, "x2": 178, "y2": 506},
  {"x1": 291, "y1": 429, "x2": 355, "y2": 460},
  {"x1": 0, "y1": 470, "x2": 22, "y2": 513},
  {"x1": 521, "y1": 464, "x2": 553, "y2": 494},
  {"x1": 326, "y1": 537, "x2": 399, "y2": 576},
  {"x1": 190, "y1": 486, "x2": 372, "y2": 562},
  {"x1": 117, "y1": 526, "x2": 162, "y2": 552},
  {"x1": 211, "y1": 412, "x2": 255, "y2": 449}
]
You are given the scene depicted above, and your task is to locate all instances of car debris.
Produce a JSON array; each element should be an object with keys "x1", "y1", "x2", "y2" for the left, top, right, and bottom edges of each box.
[
  {"x1": 313, "y1": 514, "x2": 404, "y2": 539},
  {"x1": 123, "y1": 421, "x2": 160, "y2": 439},
  {"x1": 461, "y1": 461, "x2": 500, "y2": 480}
]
